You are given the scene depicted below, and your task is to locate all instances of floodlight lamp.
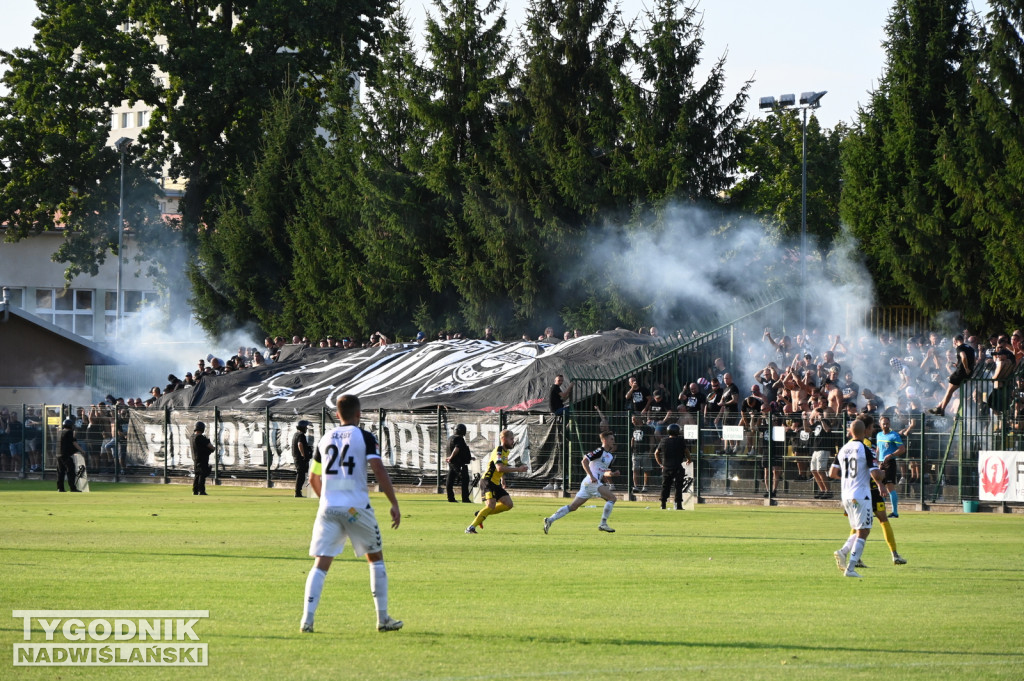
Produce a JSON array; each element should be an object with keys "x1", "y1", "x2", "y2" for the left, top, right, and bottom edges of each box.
[
  {"x1": 758, "y1": 96, "x2": 776, "y2": 109},
  {"x1": 114, "y1": 137, "x2": 132, "y2": 152},
  {"x1": 799, "y1": 90, "x2": 827, "y2": 107},
  {"x1": 778, "y1": 93, "x2": 796, "y2": 107}
]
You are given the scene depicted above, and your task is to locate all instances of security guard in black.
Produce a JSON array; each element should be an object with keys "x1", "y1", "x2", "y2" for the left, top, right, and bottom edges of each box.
[
  {"x1": 190, "y1": 421, "x2": 215, "y2": 495},
  {"x1": 655, "y1": 424, "x2": 691, "y2": 510}
]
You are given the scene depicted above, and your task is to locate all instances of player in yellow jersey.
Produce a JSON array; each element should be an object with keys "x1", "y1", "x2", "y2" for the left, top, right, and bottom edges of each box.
[
  {"x1": 466, "y1": 429, "x2": 527, "y2": 534},
  {"x1": 852, "y1": 414, "x2": 907, "y2": 566}
]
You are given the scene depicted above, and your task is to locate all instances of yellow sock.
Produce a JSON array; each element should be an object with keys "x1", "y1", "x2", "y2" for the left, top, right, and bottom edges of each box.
[
  {"x1": 880, "y1": 519, "x2": 897, "y2": 554},
  {"x1": 492, "y1": 502, "x2": 512, "y2": 514},
  {"x1": 473, "y1": 506, "x2": 493, "y2": 527}
]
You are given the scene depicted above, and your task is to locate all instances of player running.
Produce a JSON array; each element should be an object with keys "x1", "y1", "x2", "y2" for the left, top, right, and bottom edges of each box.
[
  {"x1": 466, "y1": 429, "x2": 527, "y2": 534},
  {"x1": 543, "y1": 431, "x2": 619, "y2": 534}
]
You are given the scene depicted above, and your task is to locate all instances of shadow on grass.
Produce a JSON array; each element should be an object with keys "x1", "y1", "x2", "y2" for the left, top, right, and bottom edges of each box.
[{"x1": 397, "y1": 631, "x2": 1024, "y2": 658}]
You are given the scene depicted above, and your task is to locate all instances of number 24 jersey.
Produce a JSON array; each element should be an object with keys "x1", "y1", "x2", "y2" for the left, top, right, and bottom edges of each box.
[{"x1": 313, "y1": 425, "x2": 379, "y2": 509}]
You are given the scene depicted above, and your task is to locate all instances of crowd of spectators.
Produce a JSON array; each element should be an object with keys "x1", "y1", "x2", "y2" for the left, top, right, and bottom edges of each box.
[{"x1": 621, "y1": 326, "x2": 1022, "y2": 495}]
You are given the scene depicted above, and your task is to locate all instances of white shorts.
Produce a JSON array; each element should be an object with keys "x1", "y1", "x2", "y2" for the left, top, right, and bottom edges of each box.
[
  {"x1": 811, "y1": 451, "x2": 831, "y2": 471},
  {"x1": 843, "y1": 498, "x2": 873, "y2": 531},
  {"x1": 575, "y1": 481, "x2": 604, "y2": 500},
  {"x1": 309, "y1": 505, "x2": 382, "y2": 558}
]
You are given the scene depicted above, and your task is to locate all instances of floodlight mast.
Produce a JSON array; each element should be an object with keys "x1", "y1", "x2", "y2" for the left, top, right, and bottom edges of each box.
[
  {"x1": 757, "y1": 90, "x2": 827, "y2": 332},
  {"x1": 114, "y1": 136, "x2": 131, "y2": 344}
]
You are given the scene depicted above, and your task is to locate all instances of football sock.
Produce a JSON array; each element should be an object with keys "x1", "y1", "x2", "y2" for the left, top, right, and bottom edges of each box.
[
  {"x1": 889, "y1": 491, "x2": 899, "y2": 515},
  {"x1": 848, "y1": 537, "x2": 866, "y2": 568},
  {"x1": 369, "y1": 560, "x2": 388, "y2": 621},
  {"x1": 840, "y1": 534, "x2": 856, "y2": 555},
  {"x1": 880, "y1": 519, "x2": 897, "y2": 554},
  {"x1": 302, "y1": 567, "x2": 327, "y2": 626},
  {"x1": 472, "y1": 506, "x2": 492, "y2": 527},
  {"x1": 601, "y1": 500, "x2": 615, "y2": 523},
  {"x1": 493, "y1": 501, "x2": 512, "y2": 514},
  {"x1": 550, "y1": 506, "x2": 570, "y2": 521}
]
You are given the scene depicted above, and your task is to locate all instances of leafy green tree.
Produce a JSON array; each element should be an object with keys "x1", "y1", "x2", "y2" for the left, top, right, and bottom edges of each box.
[
  {"x1": 840, "y1": 0, "x2": 982, "y2": 315},
  {"x1": 0, "y1": 1, "x2": 160, "y2": 279},
  {"x1": 732, "y1": 111, "x2": 845, "y2": 249},
  {"x1": 0, "y1": 0, "x2": 391, "y2": 290}
]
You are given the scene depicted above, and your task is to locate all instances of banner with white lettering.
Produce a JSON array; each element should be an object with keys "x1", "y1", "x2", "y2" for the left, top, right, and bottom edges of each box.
[{"x1": 978, "y1": 451, "x2": 1024, "y2": 502}]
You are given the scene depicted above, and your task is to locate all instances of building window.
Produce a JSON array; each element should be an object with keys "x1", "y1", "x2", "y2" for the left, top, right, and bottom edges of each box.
[
  {"x1": 104, "y1": 289, "x2": 158, "y2": 337},
  {"x1": 34, "y1": 288, "x2": 95, "y2": 339},
  {"x1": 122, "y1": 112, "x2": 130, "y2": 128},
  {"x1": 112, "y1": 112, "x2": 119, "y2": 129},
  {"x1": 137, "y1": 111, "x2": 145, "y2": 127},
  {"x1": 3, "y1": 287, "x2": 24, "y2": 307}
]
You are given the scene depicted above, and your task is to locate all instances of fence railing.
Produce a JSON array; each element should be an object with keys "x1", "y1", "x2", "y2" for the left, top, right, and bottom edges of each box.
[{"x1": 2, "y1": 398, "x2": 1019, "y2": 507}]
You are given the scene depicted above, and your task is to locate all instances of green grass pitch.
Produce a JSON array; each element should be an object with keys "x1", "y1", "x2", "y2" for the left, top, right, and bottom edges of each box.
[{"x1": 1, "y1": 481, "x2": 1022, "y2": 680}]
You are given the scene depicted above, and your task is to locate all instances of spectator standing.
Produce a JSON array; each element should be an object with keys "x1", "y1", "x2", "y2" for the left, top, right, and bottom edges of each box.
[
  {"x1": 625, "y1": 375, "x2": 651, "y2": 413},
  {"x1": 549, "y1": 375, "x2": 573, "y2": 417},
  {"x1": 808, "y1": 408, "x2": 834, "y2": 499},
  {"x1": 292, "y1": 421, "x2": 312, "y2": 498},
  {"x1": 445, "y1": 424, "x2": 472, "y2": 503}
]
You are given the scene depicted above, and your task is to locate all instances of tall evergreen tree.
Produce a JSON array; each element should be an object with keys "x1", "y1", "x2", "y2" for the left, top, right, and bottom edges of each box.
[
  {"x1": 190, "y1": 86, "x2": 317, "y2": 336},
  {"x1": 840, "y1": 0, "x2": 981, "y2": 314},
  {"x1": 404, "y1": 0, "x2": 519, "y2": 332},
  {"x1": 937, "y1": 1, "x2": 1024, "y2": 326},
  {"x1": 621, "y1": 0, "x2": 748, "y2": 207}
]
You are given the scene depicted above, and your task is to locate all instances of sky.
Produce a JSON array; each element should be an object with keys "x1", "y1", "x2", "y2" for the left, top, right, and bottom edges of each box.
[{"x1": 0, "y1": 0, "x2": 979, "y2": 129}]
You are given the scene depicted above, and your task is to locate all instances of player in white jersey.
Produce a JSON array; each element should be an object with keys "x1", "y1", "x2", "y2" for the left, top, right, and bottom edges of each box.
[
  {"x1": 829, "y1": 419, "x2": 885, "y2": 578},
  {"x1": 300, "y1": 394, "x2": 403, "y2": 633},
  {"x1": 543, "y1": 431, "x2": 619, "y2": 534}
]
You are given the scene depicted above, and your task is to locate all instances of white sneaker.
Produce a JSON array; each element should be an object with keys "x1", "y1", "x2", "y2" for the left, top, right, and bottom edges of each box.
[
  {"x1": 543, "y1": 517, "x2": 553, "y2": 534},
  {"x1": 377, "y1": 615, "x2": 403, "y2": 632},
  {"x1": 892, "y1": 553, "x2": 907, "y2": 565},
  {"x1": 300, "y1": 623, "x2": 314, "y2": 633},
  {"x1": 843, "y1": 568, "x2": 862, "y2": 578},
  {"x1": 833, "y1": 550, "x2": 847, "y2": 572},
  {"x1": 598, "y1": 523, "x2": 615, "y2": 533}
]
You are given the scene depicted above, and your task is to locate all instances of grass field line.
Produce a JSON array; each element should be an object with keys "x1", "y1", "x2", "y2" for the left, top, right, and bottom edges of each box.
[{"x1": 402, "y1": 657, "x2": 1021, "y2": 681}]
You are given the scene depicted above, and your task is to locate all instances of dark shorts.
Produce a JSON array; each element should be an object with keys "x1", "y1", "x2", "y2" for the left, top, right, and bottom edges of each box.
[
  {"x1": 880, "y1": 460, "x2": 899, "y2": 485},
  {"x1": 760, "y1": 455, "x2": 780, "y2": 470},
  {"x1": 484, "y1": 482, "x2": 509, "y2": 501},
  {"x1": 948, "y1": 368, "x2": 969, "y2": 386},
  {"x1": 871, "y1": 485, "x2": 887, "y2": 515}
]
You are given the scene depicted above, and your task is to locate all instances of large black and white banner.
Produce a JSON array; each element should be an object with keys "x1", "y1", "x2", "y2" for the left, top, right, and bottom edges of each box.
[
  {"x1": 157, "y1": 331, "x2": 662, "y2": 414},
  {"x1": 125, "y1": 409, "x2": 564, "y2": 480}
]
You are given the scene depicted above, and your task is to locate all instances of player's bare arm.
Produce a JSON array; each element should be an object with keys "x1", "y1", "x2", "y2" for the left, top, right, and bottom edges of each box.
[{"x1": 369, "y1": 457, "x2": 401, "y2": 529}]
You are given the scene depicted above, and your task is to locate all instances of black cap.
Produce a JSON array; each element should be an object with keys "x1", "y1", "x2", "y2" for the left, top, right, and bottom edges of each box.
[
  {"x1": 63, "y1": 418, "x2": 75, "y2": 429},
  {"x1": 297, "y1": 420, "x2": 310, "y2": 431},
  {"x1": 194, "y1": 421, "x2": 206, "y2": 432},
  {"x1": 454, "y1": 423, "x2": 467, "y2": 436}
]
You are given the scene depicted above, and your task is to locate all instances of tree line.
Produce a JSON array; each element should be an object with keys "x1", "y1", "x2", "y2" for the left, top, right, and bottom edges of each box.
[{"x1": 0, "y1": 0, "x2": 1021, "y2": 341}]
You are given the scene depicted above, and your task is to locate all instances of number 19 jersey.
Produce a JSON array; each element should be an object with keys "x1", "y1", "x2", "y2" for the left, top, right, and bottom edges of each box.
[
  {"x1": 830, "y1": 438, "x2": 876, "y2": 502},
  {"x1": 313, "y1": 425, "x2": 379, "y2": 510}
]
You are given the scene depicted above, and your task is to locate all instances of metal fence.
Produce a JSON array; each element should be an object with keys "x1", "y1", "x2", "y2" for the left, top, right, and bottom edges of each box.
[{"x1": 1, "y1": 398, "x2": 1017, "y2": 507}]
